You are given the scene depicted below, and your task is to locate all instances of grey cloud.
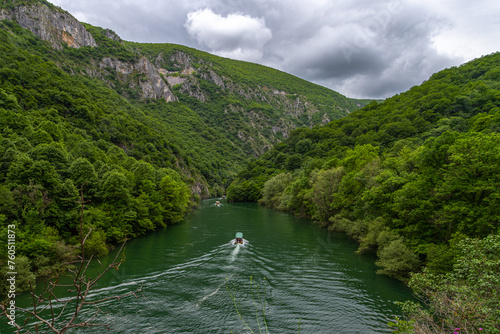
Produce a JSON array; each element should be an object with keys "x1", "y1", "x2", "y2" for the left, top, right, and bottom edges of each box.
[
  {"x1": 271, "y1": 1, "x2": 461, "y2": 98},
  {"x1": 48, "y1": 0, "x2": 498, "y2": 99},
  {"x1": 185, "y1": 8, "x2": 272, "y2": 61}
]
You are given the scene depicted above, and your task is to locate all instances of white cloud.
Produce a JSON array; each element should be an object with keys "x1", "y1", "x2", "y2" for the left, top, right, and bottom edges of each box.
[{"x1": 185, "y1": 8, "x2": 272, "y2": 62}]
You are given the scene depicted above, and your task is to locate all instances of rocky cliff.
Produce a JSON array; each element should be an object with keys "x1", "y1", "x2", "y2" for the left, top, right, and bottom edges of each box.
[
  {"x1": 0, "y1": 2, "x2": 96, "y2": 49},
  {"x1": 0, "y1": 0, "x2": 366, "y2": 164},
  {"x1": 0, "y1": 1, "x2": 179, "y2": 102},
  {"x1": 98, "y1": 56, "x2": 177, "y2": 102}
]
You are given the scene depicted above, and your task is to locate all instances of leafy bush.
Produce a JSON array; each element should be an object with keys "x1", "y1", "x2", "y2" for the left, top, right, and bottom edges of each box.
[{"x1": 392, "y1": 235, "x2": 500, "y2": 333}]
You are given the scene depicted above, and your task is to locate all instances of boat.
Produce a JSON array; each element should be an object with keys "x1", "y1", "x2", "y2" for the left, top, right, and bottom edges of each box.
[
  {"x1": 235, "y1": 232, "x2": 243, "y2": 244},
  {"x1": 215, "y1": 201, "x2": 220, "y2": 206}
]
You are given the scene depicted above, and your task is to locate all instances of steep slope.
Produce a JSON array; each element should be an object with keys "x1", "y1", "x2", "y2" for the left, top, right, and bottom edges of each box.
[
  {"x1": 0, "y1": 0, "x2": 368, "y2": 288},
  {"x1": 230, "y1": 51, "x2": 500, "y2": 278},
  {"x1": 1, "y1": 0, "x2": 369, "y2": 187}
]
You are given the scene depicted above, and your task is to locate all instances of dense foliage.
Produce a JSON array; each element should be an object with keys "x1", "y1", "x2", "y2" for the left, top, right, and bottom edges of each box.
[
  {"x1": 0, "y1": 1, "x2": 366, "y2": 293},
  {"x1": 0, "y1": 21, "x2": 197, "y2": 293},
  {"x1": 392, "y1": 234, "x2": 500, "y2": 333},
  {"x1": 229, "y1": 52, "x2": 500, "y2": 281}
]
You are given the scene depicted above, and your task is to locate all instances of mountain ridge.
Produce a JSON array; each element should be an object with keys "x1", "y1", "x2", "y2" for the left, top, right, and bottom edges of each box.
[
  {"x1": 0, "y1": 0, "x2": 371, "y2": 187},
  {"x1": 0, "y1": 0, "x2": 370, "y2": 288}
]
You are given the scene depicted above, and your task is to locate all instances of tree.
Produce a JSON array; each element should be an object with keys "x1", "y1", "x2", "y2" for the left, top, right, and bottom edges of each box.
[
  {"x1": 260, "y1": 173, "x2": 292, "y2": 209},
  {"x1": 100, "y1": 170, "x2": 130, "y2": 207},
  {"x1": 434, "y1": 133, "x2": 500, "y2": 237},
  {"x1": 0, "y1": 186, "x2": 142, "y2": 333},
  {"x1": 309, "y1": 167, "x2": 345, "y2": 223},
  {"x1": 159, "y1": 173, "x2": 191, "y2": 224},
  {"x1": 68, "y1": 158, "x2": 98, "y2": 192},
  {"x1": 375, "y1": 238, "x2": 420, "y2": 280},
  {"x1": 392, "y1": 235, "x2": 500, "y2": 333}
]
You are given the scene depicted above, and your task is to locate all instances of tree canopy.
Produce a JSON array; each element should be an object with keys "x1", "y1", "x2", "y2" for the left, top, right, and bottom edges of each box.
[{"x1": 229, "y1": 51, "x2": 500, "y2": 280}]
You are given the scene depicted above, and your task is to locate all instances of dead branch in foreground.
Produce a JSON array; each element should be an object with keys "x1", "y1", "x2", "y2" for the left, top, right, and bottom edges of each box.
[{"x1": 1, "y1": 185, "x2": 143, "y2": 333}]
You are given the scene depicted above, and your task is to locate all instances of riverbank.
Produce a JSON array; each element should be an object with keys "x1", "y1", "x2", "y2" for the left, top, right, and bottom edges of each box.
[{"x1": 1, "y1": 199, "x2": 416, "y2": 333}]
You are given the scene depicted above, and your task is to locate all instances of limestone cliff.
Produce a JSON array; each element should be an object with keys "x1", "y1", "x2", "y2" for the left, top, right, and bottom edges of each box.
[
  {"x1": 165, "y1": 51, "x2": 326, "y2": 141},
  {"x1": 0, "y1": 1, "x2": 178, "y2": 102},
  {"x1": 0, "y1": 3, "x2": 96, "y2": 50},
  {"x1": 98, "y1": 56, "x2": 177, "y2": 102}
]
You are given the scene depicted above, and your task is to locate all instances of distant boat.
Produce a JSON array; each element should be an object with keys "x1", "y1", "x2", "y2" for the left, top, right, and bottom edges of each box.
[
  {"x1": 215, "y1": 201, "x2": 220, "y2": 206},
  {"x1": 235, "y1": 232, "x2": 243, "y2": 244}
]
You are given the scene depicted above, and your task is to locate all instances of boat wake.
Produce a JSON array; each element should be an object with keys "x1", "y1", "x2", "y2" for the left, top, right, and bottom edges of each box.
[
  {"x1": 195, "y1": 274, "x2": 233, "y2": 308},
  {"x1": 229, "y1": 244, "x2": 241, "y2": 262}
]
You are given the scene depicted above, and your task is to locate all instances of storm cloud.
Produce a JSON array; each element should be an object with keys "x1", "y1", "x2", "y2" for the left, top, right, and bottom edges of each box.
[
  {"x1": 49, "y1": 0, "x2": 500, "y2": 99},
  {"x1": 185, "y1": 8, "x2": 272, "y2": 62}
]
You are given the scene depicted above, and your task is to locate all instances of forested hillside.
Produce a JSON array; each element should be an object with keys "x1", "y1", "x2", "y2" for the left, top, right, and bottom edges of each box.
[
  {"x1": 229, "y1": 51, "x2": 500, "y2": 277},
  {"x1": 228, "y1": 52, "x2": 500, "y2": 331},
  {"x1": 0, "y1": 0, "x2": 367, "y2": 292},
  {"x1": 1, "y1": 0, "x2": 499, "y2": 331}
]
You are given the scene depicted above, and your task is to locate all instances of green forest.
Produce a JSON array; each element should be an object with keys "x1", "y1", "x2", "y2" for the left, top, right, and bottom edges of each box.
[
  {"x1": 0, "y1": 1, "x2": 366, "y2": 296},
  {"x1": 229, "y1": 51, "x2": 500, "y2": 273},
  {"x1": 0, "y1": 20, "x2": 195, "y2": 292},
  {"x1": 1, "y1": 0, "x2": 499, "y2": 331},
  {"x1": 228, "y1": 52, "x2": 500, "y2": 332}
]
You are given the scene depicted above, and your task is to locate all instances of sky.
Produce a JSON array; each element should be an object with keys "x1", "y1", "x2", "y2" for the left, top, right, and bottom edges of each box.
[{"x1": 48, "y1": 0, "x2": 500, "y2": 99}]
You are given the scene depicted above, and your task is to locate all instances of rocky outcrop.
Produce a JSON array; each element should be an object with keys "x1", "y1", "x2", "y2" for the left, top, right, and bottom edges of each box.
[
  {"x1": 165, "y1": 76, "x2": 187, "y2": 87},
  {"x1": 99, "y1": 57, "x2": 177, "y2": 102},
  {"x1": 201, "y1": 70, "x2": 225, "y2": 89},
  {"x1": 170, "y1": 51, "x2": 196, "y2": 68},
  {"x1": 0, "y1": 2, "x2": 176, "y2": 102},
  {"x1": 155, "y1": 51, "x2": 320, "y2": 122},
  {"x1": 174, "y1": 59, "x2": 317, "y2": 122},
  {"x1": 179, "y1": 77, "x2": 207, "y2": 102},
  {"x1": 134, "y1": 57, "x2": 176, "y2": 101},
  {"x1": 0, "y1": 4, "x2": 96, "y2": 50},
  {"x1": 103, "y1": 29, "x2": 121, "y2": 42}
]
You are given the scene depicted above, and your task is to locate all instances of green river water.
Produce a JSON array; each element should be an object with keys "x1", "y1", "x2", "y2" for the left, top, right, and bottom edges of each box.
[{"x1": 5, "y1": 199, "x2": 416, "y2": 333}]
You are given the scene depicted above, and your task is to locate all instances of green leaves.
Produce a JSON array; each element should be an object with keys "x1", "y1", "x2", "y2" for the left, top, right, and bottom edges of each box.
[
  {"x1": 260, "y1": 173, "x2": 293, "y2": 209},
  {"x1": 375, "y1": 238, "x2": 421, "y2": 280},
  {"x1": 402, "y1": 235, "x2": 500, "y2": 333},
  {"x1": 68, "y1": 157, "x2": 98, "y2": 189},
  {"x1": 159, "y1": 173, "x2": 191, "y2": 224},
  {"x1": 435, "y1": 133, "x2": 500, "y2": 236},
  {"x1": 100, "y1": 170, "x2": 131, "y2": 206}
]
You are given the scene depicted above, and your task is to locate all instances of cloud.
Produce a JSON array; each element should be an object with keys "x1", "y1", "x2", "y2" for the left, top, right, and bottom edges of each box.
[
  {"x1": 46, "y1": 0, "x2": 500, "y2": 99},
  {"x1": 185, "y1": 8, "x2": 272, "y2": 62},
  {"x1": 264, "y1": 1, "x2": 461, "y2": 98},
  {"x1": 425, "y1": 0, "x2": 500, "y2": 60}
]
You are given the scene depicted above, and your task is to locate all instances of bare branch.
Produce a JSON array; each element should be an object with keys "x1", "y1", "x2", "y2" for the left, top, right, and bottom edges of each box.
[{"x1": 1, "y1": 184, "x2": 142, "y2": 333}]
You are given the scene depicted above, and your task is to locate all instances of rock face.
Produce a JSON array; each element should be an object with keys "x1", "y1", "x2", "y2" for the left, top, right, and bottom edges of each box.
[
  {"x1": 0, "y1": 4, "x2": 96, "y2": 50},
  {"x1": 99, "y1": 57, "x2": 177, "y2": 102},
  {"x1": 0, "y1": 1, "x2": 352, "y2": 139},
  {"x1": 134, "y1": 57, "x2": 176, "y2": 102},
  {"x1": 1, "y1": 1, "x2": 176, "y2": 102}
]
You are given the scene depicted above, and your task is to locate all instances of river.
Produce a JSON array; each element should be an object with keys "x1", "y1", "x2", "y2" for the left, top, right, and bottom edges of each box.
[{"x1": 5, "y1": 199, "x2": 415, "y2": 333}]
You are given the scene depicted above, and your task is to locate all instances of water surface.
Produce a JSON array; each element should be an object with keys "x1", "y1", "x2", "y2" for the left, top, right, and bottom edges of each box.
[{"x1": 6, "y1": 200, "x2": 415, "y2": 333}]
